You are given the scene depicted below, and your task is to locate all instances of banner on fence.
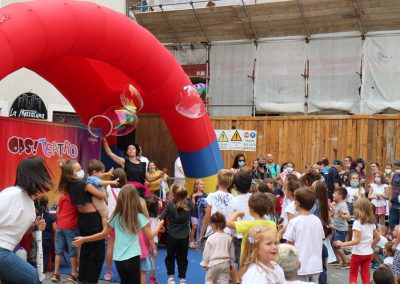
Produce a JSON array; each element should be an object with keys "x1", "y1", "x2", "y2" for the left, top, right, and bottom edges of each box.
[
  {"x1": 215, "y1": 129, "x2": 257, "y2": 151},
  {"x1": 0, "y1": 117, "x2": 100, "y2": 201}
]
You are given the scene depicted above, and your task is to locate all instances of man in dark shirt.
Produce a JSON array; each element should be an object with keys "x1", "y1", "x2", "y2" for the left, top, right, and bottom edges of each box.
[{"x1": 325, "y1": 160, "x2": 342, "y2": 201}]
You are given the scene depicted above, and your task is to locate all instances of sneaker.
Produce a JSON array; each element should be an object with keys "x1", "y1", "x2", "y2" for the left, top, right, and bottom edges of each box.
[
  {"x1": 104, "y1": 270, "x2": 112, "y2": 281},
  {"x1": 179, "y1": 279, "x2": 187, "y2": 284},
  {"x1": 150, "y1": 277, "x2": 159, "y2": 284},
  {"x1": 68, "y1": 275, "x2": 78, "y2": 284},
  {"x1": 51, "y1": 274, "x2": 60, "y2": 283},
  {"x1": 167, "y1": 277, "x2": 176, "y2": 284},
  {"x1": 338, "y1": 263, "x2": 350, "y2": 269}
]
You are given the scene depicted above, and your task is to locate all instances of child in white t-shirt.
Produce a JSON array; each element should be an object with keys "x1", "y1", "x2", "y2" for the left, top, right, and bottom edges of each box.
[
  {"x1": 239, "y1": 226, "x2": 285, "y2": 283},
  {"x1": 334, "y1": 198, "x2": 380, "y2": 284},
  {"x1": 368, "y1": 172, "x2": 388, "y2": 226},
  {"x1": 283, "y1": 187, "x2": 325, "y2": 283},
  {"x1": 199, "y1": 169, "x2": 234, "y2": 241},
  {"x1": 280, "y1": 178, "x2": 301, "y2": 234}
]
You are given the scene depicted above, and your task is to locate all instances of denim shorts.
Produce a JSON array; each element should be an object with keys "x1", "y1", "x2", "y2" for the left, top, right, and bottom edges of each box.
[
  {"x1": 332, "y1": 230, "x2": 347, "y2": 249},
  {"x1": 55, "y1": 229, "x2": 79, "y2": 256}
]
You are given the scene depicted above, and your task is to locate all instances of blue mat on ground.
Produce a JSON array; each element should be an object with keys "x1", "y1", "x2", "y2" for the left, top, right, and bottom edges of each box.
[{"x1": 60, "y1": 245, "x2": 205, "y2": 283}]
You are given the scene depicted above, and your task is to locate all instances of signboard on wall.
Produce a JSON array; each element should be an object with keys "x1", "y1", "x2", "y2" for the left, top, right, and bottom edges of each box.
[
  {"x1": 9, "y1": 92, "x2": 48, "y2": 120},
  {"x1": 0, "y1": 117, "x2": 100, "y2": 202},
  {"x1": 215, "y1": 129, "x2": 257, "y2": 151}
]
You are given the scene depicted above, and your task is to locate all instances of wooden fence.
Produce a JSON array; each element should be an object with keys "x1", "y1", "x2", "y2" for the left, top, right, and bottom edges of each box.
[{"x1": 136, "y1": 114, "x2": 400, "y2": 177}]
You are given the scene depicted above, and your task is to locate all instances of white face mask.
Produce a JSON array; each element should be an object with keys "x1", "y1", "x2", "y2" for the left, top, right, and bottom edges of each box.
[
  {"x1": 286, "y1": 166, "x2": 294, "y2": 173},
  {"x1": 149, "y1": 169, "x2": 156, "y2": 173},
  {"x1": 76, "y1": 170, "x2": 85, "y2": 180},
  {"x1": 385, "y1": 169, "x2": 392, "y2": 174}
]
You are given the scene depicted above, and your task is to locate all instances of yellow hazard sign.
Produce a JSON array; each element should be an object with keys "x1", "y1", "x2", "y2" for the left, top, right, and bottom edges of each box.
[
  {"x1": 218, "y1": 131, "x2": 229, "y2": 142},
  {"x1": 231, "y1": 130, "x2": 242, "y2": 141}
]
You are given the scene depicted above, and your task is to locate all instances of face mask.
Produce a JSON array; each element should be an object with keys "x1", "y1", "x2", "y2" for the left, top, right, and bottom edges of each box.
[
  {"x1": 76, "y1": 170, "x2": 85, "y2": 180},
  {"x1": 149, "y1": 169, "x2": 155, "y2": 173},
  {"x1": 350, "y1": 181, "x2": 359, "y2": 187},
  {"x1": 238, "y1": 161, "x2": 246, "y2": 167},
  {"x1": 286, "y1": 166, "x2": 294, "y2": 173},
  {"x1": 374, "y1": 177, "x2": 381, "y2": 184},
  {"x1": 258, "y1": 162, "x2": 265, "y2": 168},
  {"x1": 385, "y1": 169, "x2": 392, "y2": 174},
  {"x1": 396, "y1": 170, "x2": 400, "y2": 174}
]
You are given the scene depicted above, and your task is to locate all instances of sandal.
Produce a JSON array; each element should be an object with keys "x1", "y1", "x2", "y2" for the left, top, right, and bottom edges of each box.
[
  {"x1": 189, "y1": 241, "x2": 197, "y2": 249},
  {"x1": 51, "y1": 274, "x2": 61, "y2": 283}
]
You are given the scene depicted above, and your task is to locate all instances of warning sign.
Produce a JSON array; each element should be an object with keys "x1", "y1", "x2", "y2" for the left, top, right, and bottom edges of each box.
[
  {"x1": 218, "y1": 131, "x2": 229, "y2": 142},
  {"x1": 231, "y1": 130, "x2": 242, "y2": 141},
  {"x1": 214, "y1": 129, "x2": 257, "y2": 151}
]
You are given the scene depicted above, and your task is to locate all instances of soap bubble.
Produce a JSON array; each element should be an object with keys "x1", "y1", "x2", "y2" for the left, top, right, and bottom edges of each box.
[
  {"x1": 103, "y1": 106, "x2": 139, "y2": 136},
  {"x1": 175, "y1": 85, "x2": 207, "y2": 119},
  {"x1": 120, "y1": 84, "x2": 143, "y2": 112},
  {"x1": 88, "y1": 115, "x2": 113, "y2": 138}
]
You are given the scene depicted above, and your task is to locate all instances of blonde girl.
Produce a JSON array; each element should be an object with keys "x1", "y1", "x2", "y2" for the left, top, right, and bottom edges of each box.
[
  {"x1": 239, "y1": 226, "x2": 285, "y2": 283},
  {"x1": 190, "y1": 179, "x2": 207, "y2": 249},
  {"x1": 159, "y1": 183, "x2": 193, "y2": 284},
  {"x1": 368, "y1": 171, "x2": 388, "y2": 225},
  {"x1": 72, "y1": 185, "x2": 164, "y2": 284},
  {"x1": 334, "y1": 198, "x2": 380, "y2": 284}
]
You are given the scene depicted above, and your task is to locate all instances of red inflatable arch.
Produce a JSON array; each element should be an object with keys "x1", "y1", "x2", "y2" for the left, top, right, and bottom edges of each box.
[{"x1": 0, "y1": 0, "x2": 223, "y2": 192}]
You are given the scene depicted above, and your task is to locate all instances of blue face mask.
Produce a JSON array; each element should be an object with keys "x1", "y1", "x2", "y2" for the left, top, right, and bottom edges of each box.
[
  {"x1": 374, "y1": 177, "x2": 381, "y2": 184},
  {"x1": 238, "y1": 161, "x2": 245, "y2": 167},
  {"x1": 351, "y1": 181, "x2": 359, "y2": 187}
]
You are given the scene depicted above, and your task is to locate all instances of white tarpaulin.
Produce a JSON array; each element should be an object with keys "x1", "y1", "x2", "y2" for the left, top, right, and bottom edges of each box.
[
  {"x1": 254, "y1": 39, "x2": 306, "y2": 113},
  {"x1": 208, "y1": 43, "x2": 255, "y2": 116},
  {"x1": 361, "y1": 35, "x2": 400, "y2": 114},
  {"x1": 168, "y1": 46, "x2": 207, "y2": 65},
  {"x1": 307, "y1": 37, "x2": 362, "y2": 114}
]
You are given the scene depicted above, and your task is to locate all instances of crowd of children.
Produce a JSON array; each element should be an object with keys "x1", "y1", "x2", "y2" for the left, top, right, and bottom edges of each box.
[{"x1": 8, "y1": 154, "x2": 400, "y2": 284}]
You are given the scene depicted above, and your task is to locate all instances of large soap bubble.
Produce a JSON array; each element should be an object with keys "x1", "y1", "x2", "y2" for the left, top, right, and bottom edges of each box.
[
  {"x1": 88, "y1": 115, "x2": 113, "y2": 138},
  {"x1": 120, "y1": 84, "x2": 143, "y2": 112},
  {"x1": 103, "y1": 106, "x2": 139, "y2": 136},
  {"x1": 175, "y1": 85, "x2": 207, "y2": 119}
]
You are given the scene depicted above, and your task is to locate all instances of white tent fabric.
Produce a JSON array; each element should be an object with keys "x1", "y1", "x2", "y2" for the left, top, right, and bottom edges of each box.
[
  {"x1": 165, "y1": 31, "x2": 400, "y2": 116},
  {"x1": 361, "y1": 35, "x2": 400, "y2": 114},
  {"x1": 168, "y1": 46, "x2": 208, "y2": 65},
  {"x1": 307, "y1": 37, "x2": 362, "y2": 114},
  {"x1": 254, "y1": 40, "x2": 306, "y2": 113},
  {"x1": 208, "y1": 43, "x2": 255, "y2": 116}
]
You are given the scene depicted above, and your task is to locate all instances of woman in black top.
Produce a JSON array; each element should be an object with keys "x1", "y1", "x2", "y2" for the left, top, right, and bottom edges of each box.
[
  {"x1": 58, "y1": 160, "x2": 107, "y2": 283},
  {"x1": 103, "y1": 138, "x2": 165, "y2": 197}
]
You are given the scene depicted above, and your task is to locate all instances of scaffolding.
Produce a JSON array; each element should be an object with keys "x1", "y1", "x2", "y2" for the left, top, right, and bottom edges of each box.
[{"x1": 127, "y1": 0, "x2": 400, "y2": 45}]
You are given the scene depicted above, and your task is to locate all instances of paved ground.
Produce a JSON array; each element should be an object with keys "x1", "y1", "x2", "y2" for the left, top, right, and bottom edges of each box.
[
  {"x1": 43, "y1": 267, "x2": 373, "y2": 284},
  {"x1": 328, "y1": 265, "x2": 375, "y2": 284}
]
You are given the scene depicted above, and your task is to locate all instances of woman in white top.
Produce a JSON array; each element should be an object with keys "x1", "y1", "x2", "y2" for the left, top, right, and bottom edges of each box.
[
  {"x1": 0, "y1": 157, "x2": 53, "y2": 284},
  {"x1": 368, "y1": 171, "x2": 388, "y2": 226}
]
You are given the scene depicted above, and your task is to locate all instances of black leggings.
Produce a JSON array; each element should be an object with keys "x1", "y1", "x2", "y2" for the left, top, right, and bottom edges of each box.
[
  {"x1": 115, "y1": 255, "x2": 141, "y2": 284},
  {"x1": 165, "y1": 234, "x2": 189, "y2": 279},
  {"x1": 78, "y1": 212, "x2": 105, "y2": 283}
]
